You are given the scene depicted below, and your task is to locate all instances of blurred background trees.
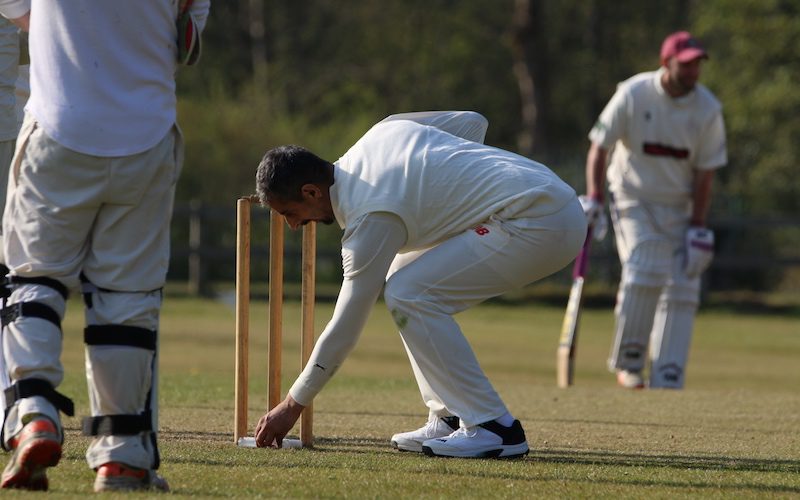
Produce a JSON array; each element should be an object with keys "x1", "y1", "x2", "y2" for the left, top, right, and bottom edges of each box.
[{"x1": 172, "y1": 0, "x2": 799, "y2": 294}]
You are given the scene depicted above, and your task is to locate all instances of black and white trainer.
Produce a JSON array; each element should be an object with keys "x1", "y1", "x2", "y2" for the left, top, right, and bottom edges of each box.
[
  {"x1": 391, "y1": 416, "x2": 460, "y2": 452},
  {"x1": 421, "y1": 419, "x2": 529, "y2": 458}
]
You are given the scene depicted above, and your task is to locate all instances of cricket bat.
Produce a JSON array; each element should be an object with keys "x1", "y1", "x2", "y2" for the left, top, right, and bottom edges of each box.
[{"x1": 556, "y1": 226, "x2": 592, "y2": 388}]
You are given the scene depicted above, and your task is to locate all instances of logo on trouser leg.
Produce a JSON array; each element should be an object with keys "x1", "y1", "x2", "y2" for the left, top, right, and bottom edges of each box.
[
  {"x1": 390, "y1": 309, "x2": 408, "y2": 329},
  {"x1": 621, "y1": 342, "x2": 645, "y2": 360},
  {"x1": 473, "y1": 225, "x2": 490, "y2": 236},
  {"x1": 656, "y1": 363, "x2": 683, "y2": 385}
]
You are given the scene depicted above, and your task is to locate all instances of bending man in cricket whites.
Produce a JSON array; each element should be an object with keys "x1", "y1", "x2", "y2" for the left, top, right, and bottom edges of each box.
[
  {"x1": 253, "y1": 111, "x2": 586, "y2": 458},
  {"x1": 581, "y1": 31, "x2": 727, "y2": 390}
]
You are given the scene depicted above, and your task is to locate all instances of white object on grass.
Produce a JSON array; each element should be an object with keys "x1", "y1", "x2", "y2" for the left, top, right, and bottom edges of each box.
[{"x1": 237, "y1": 437, "x2": 303, "y2": 448}]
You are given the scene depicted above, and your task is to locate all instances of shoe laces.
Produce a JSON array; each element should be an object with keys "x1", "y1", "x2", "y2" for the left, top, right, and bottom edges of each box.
[
  {"x1": 422, "y1": 418, "x2": 444, "y2": 437},
  {"x1": 448, "y1": 425, "x2": 478, "y2": 439},
  {"x1": 422, "y1": 417, "x2": 449, "y2": 437}
]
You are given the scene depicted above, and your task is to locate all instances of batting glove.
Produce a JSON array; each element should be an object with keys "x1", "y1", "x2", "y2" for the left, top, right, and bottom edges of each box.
[
  {"x1": 684, "y1": 226, "x2": 714, "y2": 278},
  {"x1": 177, "y1": 0, "x2": 202, "y2": 65},
  {"x1": 578, "y1": 195, "x2": 608, "y2": 241}
]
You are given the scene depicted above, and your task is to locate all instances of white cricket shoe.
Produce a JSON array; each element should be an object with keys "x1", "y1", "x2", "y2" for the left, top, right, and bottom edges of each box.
[
  {"x1": 391, "y1": 416, "x2": 460, "y2": 452},
  {"x1": 616, "y1": 369, "x2": 645, "y2": 389},
  {"x1": 422, "y1": 420, "x2": 529, "y2": 459}
]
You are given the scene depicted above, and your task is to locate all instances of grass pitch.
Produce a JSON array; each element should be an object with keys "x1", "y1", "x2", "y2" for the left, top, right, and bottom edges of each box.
[{"x1": 2, "y1": 290, "x2": 798, "y2": 498}]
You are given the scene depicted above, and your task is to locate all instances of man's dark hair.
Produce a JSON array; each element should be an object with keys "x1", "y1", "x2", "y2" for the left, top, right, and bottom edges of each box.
[{"x1": 255, "y1": 145, "x2": 334, "y2": 204}]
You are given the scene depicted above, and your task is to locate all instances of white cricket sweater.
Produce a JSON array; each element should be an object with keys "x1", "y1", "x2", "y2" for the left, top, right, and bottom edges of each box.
[{"x1": 331, "y1": 119, "x2": 577, "y2": 251}]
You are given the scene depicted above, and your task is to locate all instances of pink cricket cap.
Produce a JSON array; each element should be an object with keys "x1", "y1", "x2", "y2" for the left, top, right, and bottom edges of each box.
[{"x1": 660, "y1": 31, "x2": 708, "y2": 65}]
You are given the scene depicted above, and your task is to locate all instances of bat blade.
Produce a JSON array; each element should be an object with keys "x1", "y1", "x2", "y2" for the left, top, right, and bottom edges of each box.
[
  {"x1": 556, "y1": 227, "x2": 592, "y2": 388},
  {"x1": 557, "y1": 276, "x2": 584, "y2": 388}
]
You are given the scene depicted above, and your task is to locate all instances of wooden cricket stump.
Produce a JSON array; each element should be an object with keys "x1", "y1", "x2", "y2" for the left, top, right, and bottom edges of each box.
[{"x1": 234, "y1": 196, "x2": 316, "y2": 448}]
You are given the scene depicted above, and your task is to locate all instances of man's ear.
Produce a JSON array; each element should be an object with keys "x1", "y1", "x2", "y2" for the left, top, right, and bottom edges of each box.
[{"x1": 300, "y1": 183, "x2": 321, "y2": 199}]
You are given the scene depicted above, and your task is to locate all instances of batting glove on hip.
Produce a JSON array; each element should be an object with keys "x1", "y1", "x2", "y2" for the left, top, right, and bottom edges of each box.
[
  {"x1": 578, "y1": 195, "x2": 608, "y2": 240},
  {"x1": 684, "y1": 226, "x2": 714, "y2": 278}
]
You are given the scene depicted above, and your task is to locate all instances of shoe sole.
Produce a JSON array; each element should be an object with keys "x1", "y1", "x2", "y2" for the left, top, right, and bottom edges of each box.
[
  {"x1": 421, "y1": 443, "x2": 529, "y2": 459},
  {"x1": 617, "y1": 381, "x2": 645, "y2": 389},
  {"x1": 94, "y1": 475, "x2": 170, "y2": 492},
  {"x1": 391, "y1": 439, "x2": 423, "y2": 453},
  {"x1": 1, "y1": 437, "x2": 62, "y2": 490}
]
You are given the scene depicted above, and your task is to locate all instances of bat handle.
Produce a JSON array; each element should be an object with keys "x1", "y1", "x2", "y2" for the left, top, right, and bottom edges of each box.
[{"x1": 573, "y1": 225, "x2": 593, "y2": 279}]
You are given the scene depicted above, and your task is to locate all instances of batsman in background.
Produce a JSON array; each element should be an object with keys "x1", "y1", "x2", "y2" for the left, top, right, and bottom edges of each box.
[
  {"x1": 581, "y1": 31, "x2": 727, "y2": 389},
  {"x1": 253, "y1": 111, "x2": 586, "y2": 458},
  {"x1": 0, "y1": 0, "x2": 209, "y2": 492}
]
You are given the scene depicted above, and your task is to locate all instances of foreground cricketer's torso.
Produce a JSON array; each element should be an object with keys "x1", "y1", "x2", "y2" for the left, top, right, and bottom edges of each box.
[{"x1": 24, "y1": 0, "x2": 209, "y2": 157}]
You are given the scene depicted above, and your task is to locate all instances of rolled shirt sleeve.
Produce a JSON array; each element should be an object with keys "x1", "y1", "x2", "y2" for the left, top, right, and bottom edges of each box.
[
  {"x1": 694, "y1": 111, "x2": 727, "y2": 170},
  {"x1": 588, "y1": 87, "x2": 627, "y2": 149}
]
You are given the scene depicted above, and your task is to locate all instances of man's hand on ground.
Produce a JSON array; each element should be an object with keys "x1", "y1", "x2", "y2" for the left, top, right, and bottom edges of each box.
[{"x1": 254, "y1": 395, "x2": 305, "y2": 448}]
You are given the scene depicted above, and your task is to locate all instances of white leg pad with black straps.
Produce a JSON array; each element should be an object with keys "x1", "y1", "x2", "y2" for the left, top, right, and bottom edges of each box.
[
  {"x1": 83, "y1": 287, "x2": 162, "y2": 470},
  {"x1": 2, "y1": 281, "x2": 69, "y2": 447}
]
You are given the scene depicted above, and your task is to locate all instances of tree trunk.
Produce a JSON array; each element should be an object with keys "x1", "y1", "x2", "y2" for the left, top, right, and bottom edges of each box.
[
  {"x1": 249, "y1": 0, "x2": 268, "y2": 88},
  {"x1": 510, "y1": 0, "x2": 547, "y2": 156}
]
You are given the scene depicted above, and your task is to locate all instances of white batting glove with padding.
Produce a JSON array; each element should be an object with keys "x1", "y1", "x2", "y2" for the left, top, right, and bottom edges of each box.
[
  {"x1": 578, "y1": 195, "x2": 608, "y2": 240},
  {"x1": 684, "y1": 226, "x2": 714, "y2": 278}
]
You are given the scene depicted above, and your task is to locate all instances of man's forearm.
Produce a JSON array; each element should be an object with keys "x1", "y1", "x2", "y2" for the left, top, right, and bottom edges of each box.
[
  {"x1": 586, "y1": 142, "x2": 607, "y2": 201},
  {"x1": 690, "y1": 170, "x2": 715, "y2": 226},
  {"x1": 288, "y1": 213, "x2": 407, "y2": 405}
]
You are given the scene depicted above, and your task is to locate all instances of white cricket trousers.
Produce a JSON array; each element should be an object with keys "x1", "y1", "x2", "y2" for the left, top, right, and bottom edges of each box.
[
  {"x1": 384, "y1": 199, "x2": 586, "y2": 427},
  {"x1": 1, "y1": 115, "x2": 182, "y2": 470}
]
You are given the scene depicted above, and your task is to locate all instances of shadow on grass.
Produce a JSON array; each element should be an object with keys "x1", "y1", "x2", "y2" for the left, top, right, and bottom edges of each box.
[
  {"x1": 152, "y1": 430, "x2": 800, "y2": 495},
  {"x1": 532, "y1": 448, "x2": 800, "y2": 474}
]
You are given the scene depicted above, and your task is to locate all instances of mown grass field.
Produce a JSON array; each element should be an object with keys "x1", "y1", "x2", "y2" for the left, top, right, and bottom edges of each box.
[{"x1": 2, "y1": 289, "x2": 799, "y2": 498}]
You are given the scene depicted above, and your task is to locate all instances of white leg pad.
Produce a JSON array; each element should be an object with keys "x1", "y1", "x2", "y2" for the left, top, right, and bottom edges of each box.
[
  {"x1": 2, "y1": 283, "x2": 66, "y2": 445},
  {"x1": 83, "y1": 289, "x2": 161, "y2": 470},
  {"x1": 607, "y1": 238, "x2": 671, "y2": 373},
  {"x1": 649, "y1": 273, "x2": 700, "y2": 389},
  {"x1": 607, "y1": 282, "x2": 661, "y2": 372}
]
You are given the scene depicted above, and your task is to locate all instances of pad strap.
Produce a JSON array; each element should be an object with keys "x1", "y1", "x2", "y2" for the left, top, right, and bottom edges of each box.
[
  {"x1": 1, "y1": 379, "x2": 74, "y2": 451},
  {"x1": 79, "y1": 272, "x2": 162, "y2": 309},
  {"x1": 1, "y1": 275, "x2": 69, "y2": 301},
  {"x1": 3, "y1": 378, "x2": 75, "y2": 416},
  {"x1": 82, "y1": 412, "x2": 153, "y2": 436},
  {"x1": 84, "y1": 325, "x2": 157, "y2": 350},
  {"x1": 1, "y1": 302, "x2": 62, "y2": 329}
]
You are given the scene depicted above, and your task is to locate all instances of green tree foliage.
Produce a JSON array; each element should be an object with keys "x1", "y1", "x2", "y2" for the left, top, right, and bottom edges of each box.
[
  {"x1": 171, "y1": 1, "x2": 798, "y2": 290},
  {"x1": 177, "y1": 1, "x2": 796, "y2": 214},
  {"x1": 692, "y1": 0, "x2": 800, "y2": 290},
  {"x1": 693, "y1": 0, "x2": 800, "y2": 215}
]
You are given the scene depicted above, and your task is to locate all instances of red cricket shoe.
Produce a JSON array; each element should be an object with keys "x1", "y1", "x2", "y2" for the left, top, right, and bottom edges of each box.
[
  {"x1": 1, "y1": 417, "x2": 62, "y2": 491},
  {"x1": 94, "y1": 461, "x2": 169, "y2": 492},
  {"x1": 616, "y1": 369, "x2": 645, "y2": 389}
]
